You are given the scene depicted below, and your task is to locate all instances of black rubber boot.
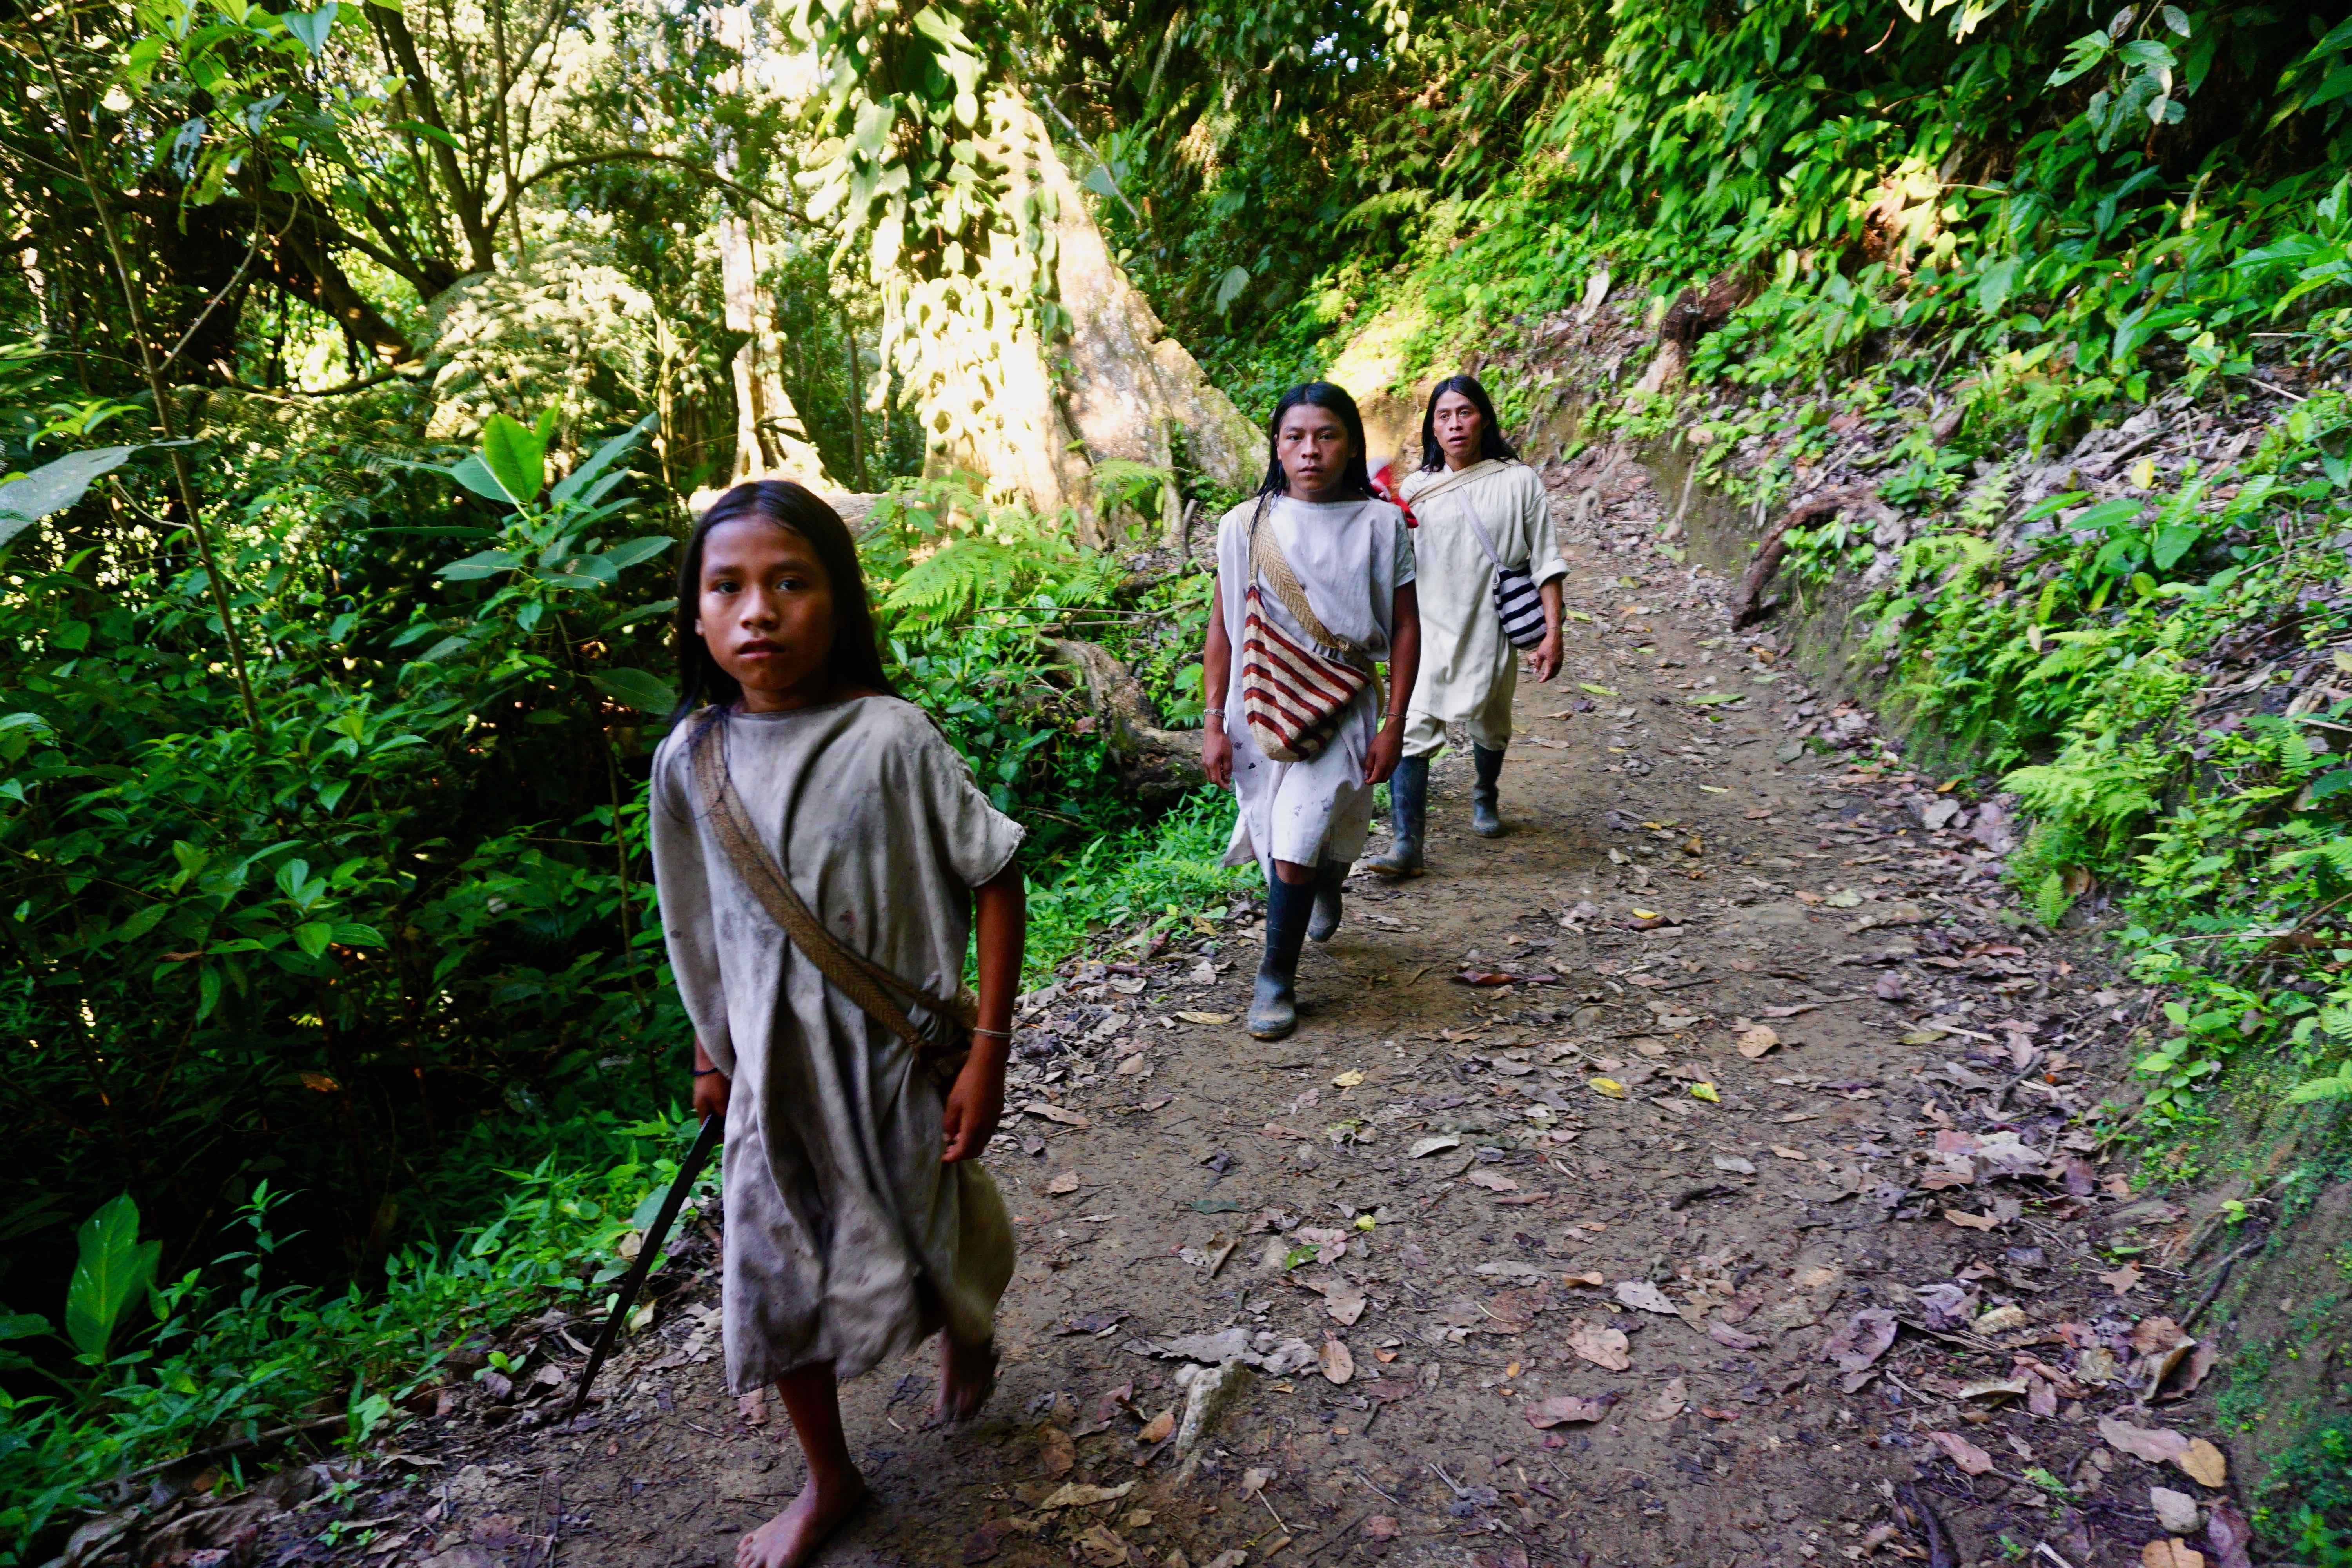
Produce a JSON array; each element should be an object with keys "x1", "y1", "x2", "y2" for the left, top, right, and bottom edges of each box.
[
  {"x1": 1365, "y1": 755, "x2": 1428, "y2": 877},
  {"x1": 1248, "y1": 875, "x2": 1316, "y2": 1040},
  {"x1": 1471, "y1": 744, "x2": 1506, "y2": 838},
  {"x1": 1307, "y1": 860, "x2": 1347, "y2": 943}
]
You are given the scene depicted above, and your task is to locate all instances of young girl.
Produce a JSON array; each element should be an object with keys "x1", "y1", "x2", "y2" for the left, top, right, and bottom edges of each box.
[
  {"x1": 648, "y1": 481, "x2": 1024, "y2": 1568},
  {"x1": 1365, "y1": 374, "x2": 1564, "y2": 870},
  {"x1": 1201, "y1": 383, "x2": 1421, "y2": 1040}
]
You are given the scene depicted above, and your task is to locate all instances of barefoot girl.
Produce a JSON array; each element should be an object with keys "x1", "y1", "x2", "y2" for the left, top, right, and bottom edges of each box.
[
  {"x1": 1365, "y1": 374, "x2": 1563, "y2": 871},
  {"x1": 649, "y1": 481, "x2": 1023, "y2": 1568},
  {"x1": 1201, "y1": 382, "x2": 1421, "y2": 1040}
]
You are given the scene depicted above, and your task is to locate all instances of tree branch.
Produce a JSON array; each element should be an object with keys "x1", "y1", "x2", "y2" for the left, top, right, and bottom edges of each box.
[{"x1": 481, "y1": 149, "x2": 796, "y2": 235}]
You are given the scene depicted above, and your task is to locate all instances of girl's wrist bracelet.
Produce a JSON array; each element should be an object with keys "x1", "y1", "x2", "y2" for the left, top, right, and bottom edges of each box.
[
  {"x1": 971, "y1": 1025, "x2": 1013, "y2": 1040},
  {"x1": 693, "y1": 1065, "x2": 720, "y2": 1076}
]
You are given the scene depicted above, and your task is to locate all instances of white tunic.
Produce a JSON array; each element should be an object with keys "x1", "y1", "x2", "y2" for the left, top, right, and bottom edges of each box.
[
  {"x1": 1213, "y1": 493, "x2": 1417, "y2": 872},
  {"x1": 649, "y1": 697, "x2": 1024, "y2": 1389},
  {"x1": 1395, "y1": 460, "x2": 1566, "y2": 731}
]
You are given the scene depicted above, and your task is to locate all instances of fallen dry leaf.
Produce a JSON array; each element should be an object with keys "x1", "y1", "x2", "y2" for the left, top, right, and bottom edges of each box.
[
  {"x1": 1174, "y1": 1011, "x2": 1234, "y2": 1026},
  {"x1": 1588, "y1": 1077, "x2": 1629, "y2": 1099},
  {"x1": 1331, "y1": 1069, "x2": 1365, "y2": 1087},
  {"x1": 1525, "y1": 1394, "x2": 1616, "y2": 1428},
  {"x1": 1410, "y1": 1133, "x2": 1462, "y2": 1158},
  {"x1": 2143, "y1": 1542, "x2": 2205, "y2": 1568},
  {"x1": 1822, "y1": 1308, "x2": 1898, "y2": 1374},
  {"x1": 1455, "y1": 969, "x2": 1559, "y2": 986},
  {"x1": 1037, "y1": 1481, "x2": 1137, "y2": 1510},
  {"x1": 2099, "y1": 1262, "x2": 2144, "y2": 1294},
  {"x1": 1637, "y1": 1376, "x2": 1687, "y2": 1421},
  {"x1": 1136, "y1": 1409, "x2": 1174, "y2": 1445},
  {"x1": 1929, "y1": 1430, "x2": 1994, "y2": 1475},
  {"x1": 1567, "y1": 1322, "x2": 1632, "y2": 1371},
  {"x1": 1023, "y1": 1101, "x2": 1092, "y2": 1128},
  {"x1": 1942, "y1": 1207, "x2": 2001, "y2": 1230},
  {"x1": 1770, "y1": 1144, "x2": 1809, "y2": 1160},
  {"x1": 1614, "y1": 1280, "x2": 1678, "y2": 1315},
  {"x1": 1708, "y1": 1322, "x2": 1765, "y2": 1351},
  {"x1": 1363, "y1": 1517, "x2": 1400, "y2": 1540},
  {"x1": 1561, "y1": 1271, "x2": 1606, "y2": 1287},
  {"x1": 2176, "y1": 1438, "x2": 2227, "y2": 1488},
  {"x1": 1047, "y1": 1171, "x2": 1080, "y2": 1195},
  {"x1": 1735, "y1": 1024, "x2": 1780, "y2": 1059},
  {"x1": 1466, "y1": 1169, "x2": 1520, "y2": 1192},
  {"x1": 2101, "y1": 1416, "x2": 2192, "y2": 1465},
  {"x1": 1037, "y1": 1425, "x2": 1075, "y2": 1475},
  {"x1": 1319, "y1": 1337, "x2": 1355, "y2": 1385}
]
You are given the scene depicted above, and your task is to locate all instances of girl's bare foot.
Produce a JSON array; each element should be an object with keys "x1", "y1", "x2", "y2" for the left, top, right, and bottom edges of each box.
[
  {"x1": 735, "y1": 1472, "x2": 868, "y2": 1568},
  {"x1": 935, "y1": 1334, "x2": 998, "y2": 1425}
]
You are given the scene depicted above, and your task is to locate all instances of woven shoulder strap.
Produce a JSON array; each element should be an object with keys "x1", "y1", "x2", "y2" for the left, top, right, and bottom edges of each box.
[
  {"x1": 687, "y1": 711, "x2": 976, "y2": 1049},
  {"x1": 1247, "y1": 495, "x2": 1374, "y2": 675}
]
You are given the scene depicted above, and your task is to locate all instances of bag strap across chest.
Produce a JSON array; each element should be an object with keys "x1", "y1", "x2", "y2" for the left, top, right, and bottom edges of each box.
[
  {"x1": 687, "y1": 710, "x2": 976, "y2": 1051},
  {"x1": 1247, "y1": 496, "x2": 1381, "y2": 684}
]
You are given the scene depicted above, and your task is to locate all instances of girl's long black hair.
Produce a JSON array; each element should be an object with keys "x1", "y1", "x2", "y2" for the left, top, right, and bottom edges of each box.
[
  {"x1": 668, "y1": 480, "x2": 895, "y2": 725},
  {"x1": 1418, "y1": 374, "x2": 1521, "y2": 472},
  {"x1": 1258, "y1": 381, "x2": 1374, "y2": 499}
]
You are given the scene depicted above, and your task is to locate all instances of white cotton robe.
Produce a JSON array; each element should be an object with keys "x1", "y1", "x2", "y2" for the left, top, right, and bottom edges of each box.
[
  {"x1": 648, "y1": 697, "x2": 1024, "y2": 1390},
  {"x1": 1394, "y1": 459, "x2": 1566, "y2": 753},
  {"x1": 1214, "y1": 493, "x2": 1416, "y2": 874}
]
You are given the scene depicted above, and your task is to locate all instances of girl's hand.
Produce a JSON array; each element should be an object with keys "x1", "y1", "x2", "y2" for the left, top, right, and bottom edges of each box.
[
  {"x1": 1363, "y1": 721, "x2": 1405, "y2": 786},
  {"x1": 691, "y1": 1036, "x2": 730, "y2": 1127},
  {"x1": 941, "y1": 1053, "x2": 1005, "y2": 1163},
  {"x1": 1201, "y1": 724, "x2": 1234, "y2": 787},
  {"x1": 1530, "y1": 628, "x2": 1563, "y2": 682},
  {"x1": 693, "y1": 1067, "x2": 730, "y2": 1127}
]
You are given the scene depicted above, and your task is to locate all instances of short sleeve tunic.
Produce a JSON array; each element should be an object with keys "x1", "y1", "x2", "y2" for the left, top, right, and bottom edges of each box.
[
  {"x1": 1212, "y1": 494, "x2": 1416, "y2": 873},
  {"x1": 648, "y1": 696, "x2": 1024, "y2": 1389},
  {"x1": 1396, "y1": 460, "x2": 1565, "y2": 733}
]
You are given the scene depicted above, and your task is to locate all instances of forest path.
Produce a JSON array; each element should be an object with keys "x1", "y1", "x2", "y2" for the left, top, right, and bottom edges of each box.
[{"x1": 363, "y1": 457, "x2": 2217, "y2": 1568}]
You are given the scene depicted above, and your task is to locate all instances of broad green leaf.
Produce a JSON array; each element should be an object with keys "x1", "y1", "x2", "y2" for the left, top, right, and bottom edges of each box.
[
  {"x1": 444, "y1": 454, "x2": 520, "y2": 503},
  {"x1": 1687, "y1": 692, "x2": 1743, "y2": 706},
  {"x1": 2149, "y1": 522, "x2": 2202, "y2": 571},
  {"x1": 0, "y1": 447, "x2": 137, "y2": 546},
  {"x1": 65, "y1": 1196, "x2": 160, "y2": 1360},
  {"x1": 394, "y1": 118, "x2": 458, "y2": 148},
  {"x1": 280, "y1": 3, "x2": 336, "y2": 57},
  {"x1": 2306, "y1": 63, "x2": 2352, "y2": 114},
  {"x1": 601, "y1": 536, "x2": 674, "y2": 571},
  {"x1": 478, "y1": 413, "x2": 546, "y2": 504},
  {"x1": 331, "y1": 922, "x2": 385, "y2": 947},
  {"x1": 0, "y1": 1313, "x2": 51, "y2": 1341},
  {"x1": 293, "y1": 920, "x2": 334, "y2": 958},
  {"x1": 593, "y1": 667, "x2": 680, "y2": 715},
  {"x1": 438, "y1": 549, "x2": 523, "y2": 580},
  {"x1": 2071, "y1": 497, "x2": 2147, "y2": 535},
  {"x1": 549, "y1": 415, "x2": 653, "y2": 504}
]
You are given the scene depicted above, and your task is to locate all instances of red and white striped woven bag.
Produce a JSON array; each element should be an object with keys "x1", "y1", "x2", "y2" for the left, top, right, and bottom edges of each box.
[{"x1": 1238, "y1": 497, "x2": 1383, "y2": 763}]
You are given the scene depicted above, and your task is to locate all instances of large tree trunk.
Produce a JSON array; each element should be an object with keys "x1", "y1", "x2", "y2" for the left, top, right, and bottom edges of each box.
[
  {"x1": 914, "y1": 98, "x2": 1261, "y2": 542},
  {"x1": 714, "y1": 4, "x2": 831, "y2": 488},
  {"x1": 1047, "y1": 638, "x2": 1201, "y2": 807},
  {"x1": 717, "y1": 210, "x2": 832, "y2": 485},
  {"x1": 1010, "y1": 102, "x2": 1261, "y2": 494}
]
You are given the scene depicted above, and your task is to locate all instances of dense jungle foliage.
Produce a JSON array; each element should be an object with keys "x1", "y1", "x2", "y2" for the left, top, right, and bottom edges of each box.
[{"x1": 4, "y1": 0, "x2": 2352, "y2": 1556}]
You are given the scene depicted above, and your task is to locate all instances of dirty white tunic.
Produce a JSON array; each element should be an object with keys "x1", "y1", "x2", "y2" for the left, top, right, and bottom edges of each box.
[
  {"x1": 1395, "y1": 460, "x2": 1565, "y2": 753},
  {"x1": 1214, "y1": 494, "x2": 1416, "y2": 873},
  {"x1": 649, "y1": 698, "x2": 1022, "y2": 1390}
]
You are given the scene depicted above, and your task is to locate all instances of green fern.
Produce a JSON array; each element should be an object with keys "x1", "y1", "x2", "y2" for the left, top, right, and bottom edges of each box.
[
  {"x1": 2285, "y1": 1061, "x2": 2352, "y2": 1105},
  {"x1": 885, "y1": 538, "x2": 1025, "y2": 625}
]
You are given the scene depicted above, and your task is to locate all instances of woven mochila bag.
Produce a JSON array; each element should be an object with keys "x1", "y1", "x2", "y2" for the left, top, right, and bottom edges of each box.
[{"x1": 1238, "y1": 495, "x2": 1384, "y2": 764}]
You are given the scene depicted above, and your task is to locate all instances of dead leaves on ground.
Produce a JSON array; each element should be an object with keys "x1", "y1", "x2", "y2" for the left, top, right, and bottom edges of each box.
[{"x1": 1524, "y1": 1393, "x2": 1618, "y2": 1428}]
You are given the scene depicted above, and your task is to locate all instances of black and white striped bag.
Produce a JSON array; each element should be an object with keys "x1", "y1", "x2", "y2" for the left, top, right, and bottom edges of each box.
[{"x1": 1465, "y1": 515, "x2": 1548, "y2": 649}]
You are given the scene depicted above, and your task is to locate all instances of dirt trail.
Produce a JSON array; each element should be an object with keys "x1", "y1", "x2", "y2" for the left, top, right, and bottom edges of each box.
[{"x1": 301, "y1": 462, "x2": 2249, "y2": 1568}]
